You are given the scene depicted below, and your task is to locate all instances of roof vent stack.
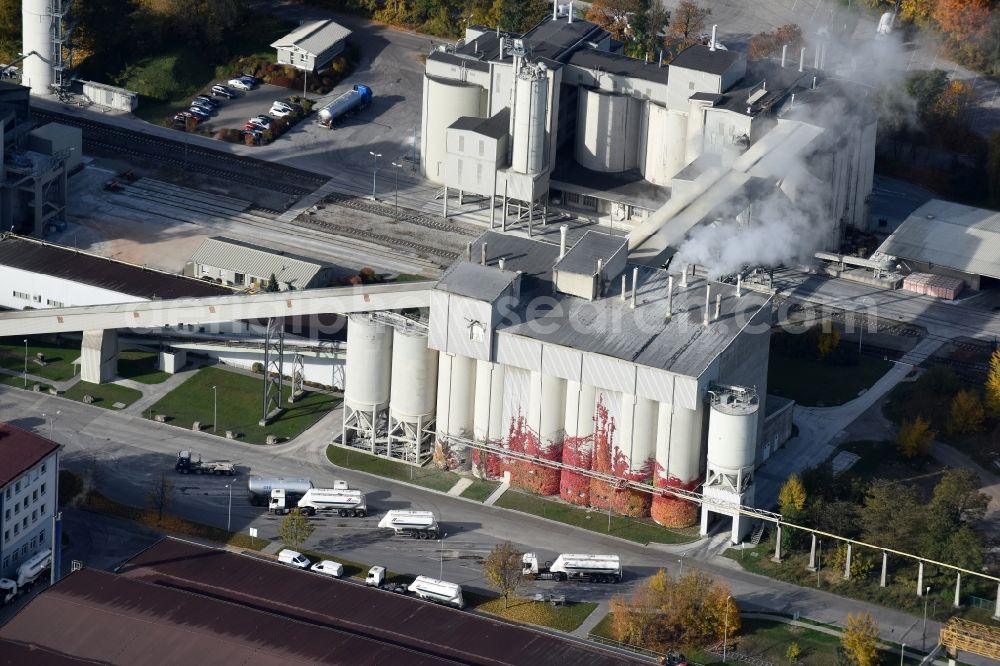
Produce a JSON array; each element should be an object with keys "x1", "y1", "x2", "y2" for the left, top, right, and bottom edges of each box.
[
  {"x1": 559, "y1": 224, "x2": 568, "y2": 259},
  {"x1": 736, "y1": 273, "x2": 742, "y2": 298},
  {"x1": 466, "y1": 242, "x2": 473, "y2": 262},
  {"x1": 703, "y1": 284, "x2": 711, "y2": 326},
  {"x1": 631, "y1": 267, "x2": 638, "y2": 309},
  {"x1": 569, "y1": 1, "x2": 574, "y2": 23},
  {"x1": 620, "y1": 274, "x2": 627, "y2": 301},
  {"x1": 481, "y1": 242, "x2": 488, "y2": 266},
  {"x1": 710, "y1": 25, "x2": 717, "y2": 52},
  {"x1": 658, "y1": 49, "x2": 664, "y2": 67},
  {"x1": 715, "y1": 293, "x2": 721, "y2": 321},
  {"x1": 799, "y1": 47, "x2": 806, "y2": 72},
  {"x1": 498, "y1": 257, "x2": 506, "y2": 270},
  {"x1": 666, "y1": 275, "x2": 674, "y2": 320},
  {"x1": 781, "y1": 44, "x2": 787, "y2": 68},
  {"x1": 681, "y1": 264, "x2": 688, "y2": 288},
  {"x1": 552, "y1": 0, "x2": 557, "y2": 20}
]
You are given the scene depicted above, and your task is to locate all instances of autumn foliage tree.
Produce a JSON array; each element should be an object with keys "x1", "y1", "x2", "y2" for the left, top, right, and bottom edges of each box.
[
  {"x1": 609, "y1": 569, "x2": 739, "y2": 651},
  {"x1": 986, "y1": 348, "x2": 1000, "y2": 414},
  {"x1": 668, "y1": 1, "x2": 710, "y2": 42},
  {"x1": 897, "y1": 415, "x2": 935, "y2": 458},
  {"x1": 947, "y1": 388, "x2": 985, "y2": 434},
  {"x1": 840, "y1": 612, "x2": 880, "y2": 666},
  {"x1": 482, "y1": 541, "x2": 524, "y2": 609},
  {"x1": 586, "y1": 0, "x2": 638, "y2": 40},
  {"x1": 748, "y1": 24, "x2": 804, "y2": 61},
  {"x1": 817, "y1": 328, "x2": 841, "y2": 360}
]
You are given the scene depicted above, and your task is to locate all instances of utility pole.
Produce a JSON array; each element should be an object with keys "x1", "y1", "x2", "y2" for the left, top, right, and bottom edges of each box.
[
  {"x1": 392, "y1": 161, "x2": 403, "y2": 219},
  {"x1": 369, "y1": 151, "x2": 382, "y2": 200}
]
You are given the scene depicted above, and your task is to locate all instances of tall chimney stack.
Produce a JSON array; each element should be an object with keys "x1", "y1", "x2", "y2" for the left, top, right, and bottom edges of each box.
[
  {"x1": 703, "y1": 285, "x2": 711, "y2": 326},
  {"x1": 631, "y1": 267, "x2": 639, "y2": 309},
  {"x1": 666, "y1": 275, "x2": 674, "y2": 319},
  {"x1": 559, "y1": 224, "x2": 568, "y2": 258},
  {"x1": 481, "y1": 242, "x2": 488, "y2": 266},
  {"x1": 714, "y1": 293, "x2": 721, "y2": 321},
  {"x1": 781, "y1": 44, "x2": 787, "y2": 68},
  {"x1": 709, "y1": 25, "x2": 717, "y2": 52},
  {"x1": 799, "y1": 47, "x2": 806, "y2": 72}
]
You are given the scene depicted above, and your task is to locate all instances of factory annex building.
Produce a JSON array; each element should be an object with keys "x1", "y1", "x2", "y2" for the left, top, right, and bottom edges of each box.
[{"x1": 421, "y1": 12, "x2": 875, "y2": 251}]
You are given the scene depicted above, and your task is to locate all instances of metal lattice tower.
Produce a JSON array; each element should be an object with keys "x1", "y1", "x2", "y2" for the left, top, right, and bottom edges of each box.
[
  {"x1": 261, "y1": 318, "x2": 284, "y2": 422},
  {"x1": 289, "y1": 353, "x2": 304, "y2": 402}
]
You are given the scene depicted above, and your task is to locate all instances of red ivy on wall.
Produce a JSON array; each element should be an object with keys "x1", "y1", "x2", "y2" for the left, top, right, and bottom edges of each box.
[
  {"x1": 650, "y1": 467, "x2": 700, "y2": 527},
  {"x1": 560, "y1": 434, "x2": 592, "y2": 505}
]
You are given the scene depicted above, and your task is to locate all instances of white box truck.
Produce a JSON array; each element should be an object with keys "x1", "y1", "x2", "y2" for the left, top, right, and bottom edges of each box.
[
  {"x1": 377, "y1": 510, "x2": 440, "y2": 539},
  {"x1": 247, "y1": 476, "x2": 313, "y2": 507},
  {"x1": 407, "y1": 576, "x2": 465, "y2": 609},
  {"x1": 0, "y1": 548, "x2": 52, "y2": 604},
  {"x1": 522, "y1": 553, "x2": 622, "y2": 583},
  {"x1": 273, "y1": 487, "x2": 366, "y2": 517}
]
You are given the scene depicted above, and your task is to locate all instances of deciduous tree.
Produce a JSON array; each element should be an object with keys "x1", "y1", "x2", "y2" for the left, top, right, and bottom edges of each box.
[
  {"x1": 817, "y1": 328, "x2": 841, "y2": 359},
  {"x1": 947, "y1": 388, "x2": 985, "y2": 434},
  {"x1": 860, "y1": 479, "x2": 923, "y2": 551},
  {"x1": 146, "y1": 472, "x2": 174, "y2": 523},
  {"x1": 932, "y1": 0, "x2": 991, "y2": 42},
  {"x1": 931, "y1": 80, "x2": 975, "y2": 124},
  {"x1": 931, "y1": 468, "x2": 989, "y2": 524},
  {"x1": 897, "y1": 415, "x2": 935, "y2": 458},
  {"x1": 586, "y1": 0, "x2": 638, "y2": 41},
  {"x1": 899, "y1": 0, "x2": 937, "y2": 29},
  {"x1": 748, "y1": 24, "x2": 803, "y2": 61},
  {"x1": 985, "y1": 348, "x2": 1000, "y2": 414},
  {"x1": 778, "y1": 474, "x2": 807, "y2": 516},
  {"x1": 841, "y1": 612, "x2": 880, "y2": 666},
  {"x1": 482, "y1": 541, "x2": 524, "y2": 609},
  {"x1": 279, "y1": 508, "x2": 314, "y2": 550},
  {"x1": 667, "y1": 0, "x2": 710, "y2": 41}
]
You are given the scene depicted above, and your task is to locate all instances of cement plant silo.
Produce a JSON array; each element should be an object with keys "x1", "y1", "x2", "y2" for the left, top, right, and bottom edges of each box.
[
  {"x1": 612, "y1": 393, "x2": 657, "y2": 516},
  {"x1": 511, "y1": 64, "x2": 548, "y2": 175},
  {"x1": 521, "y1": 371, "x2": 565, "y2": 495},
  {"x1": 651, "y1": 400, "x2": 705, "y2": 528},
  {"x1": 343, "y1": 314, "x2": 394, "y2": 449},
  {"x1": 575, "y1": 89, "x2": 642, "y2": 172},
  {"x1": 473, "y1": 360, "x2": 506, "y2": 478},
  {"x1": 641, "y1": 103, "x2": 688, "y2": 185},
  {"x1": 21, "y1": 0, "x2": 55, "y2": 94},
  {"x1": 560, "y1": 381, "x2": 596, "y2": 505},
  {"x1": 421, "y1": 76, "x2": 485, "y2": 183},
  {"x1": 387, "y1": 329, "x2": 439, "y2": 464},
  {"x1": 435, "y1": 352, "x2": 477, "y2": 469},
  {"x1": 705, "y1": 388, "x2": 759, "y2": 489}
]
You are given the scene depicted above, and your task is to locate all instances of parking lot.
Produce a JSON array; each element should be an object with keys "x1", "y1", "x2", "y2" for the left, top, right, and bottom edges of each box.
[{"x1": 182, "y1": 82, "x2": 308, "y2": 136}]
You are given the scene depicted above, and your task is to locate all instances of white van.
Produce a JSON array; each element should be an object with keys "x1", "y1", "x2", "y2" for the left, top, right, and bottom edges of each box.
[
  {"x1": 366, "y1": 565, "x2": 386, "y2": 587},
  {"x1": 277, "y1": 549, "x2": 310, "y2": 569}
]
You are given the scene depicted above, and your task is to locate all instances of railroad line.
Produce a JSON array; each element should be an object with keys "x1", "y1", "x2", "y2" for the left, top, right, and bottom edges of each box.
[
  {"x1": 289, "y1": 216, "x2": 460, "y2": 263},
  {"x1": 323, "y1": 192, "x2": 479, "y2": 237}
]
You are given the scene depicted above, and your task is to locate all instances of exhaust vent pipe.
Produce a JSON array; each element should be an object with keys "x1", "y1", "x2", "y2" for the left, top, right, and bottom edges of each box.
[
  {"x1": 714, "y1": 293, "x2": 721, "y2": 321},
  {"x1": 481, "y1": 242, "x2": 488, "y2": 266},
  {"x1": 703, "y1": 284, "x2": 711, "y2": 326},
  {"x1": 631, "y1": 267, "x2": 639, "y2": 309},
  {"x1": 799, "y1": 47, "x2": 806, "y2": 72},
  {"x1": 681, "y1": 264, "x2": 688, "y2": 288},
  {"x1": 620, "y1": 274, "x2": 627, "y2": 301},
  {"x1": 781, "y1": 44, "x2": 787, "y2": 68},
  {"x1": 736, "y1": 273, "x2": 742, "y2": 298},
  {"x1": 498, "y1": 257, "x2": 506, "y2": 270},
  {"x1": 710, "y1": 25, "x2": 717, "y2": 52},
  {"x1": 559, "y1": 224, "x2": 568, "y2": 259},
  {"x1": 666, "y1": 275, "x2": 674, "y2": 320}
]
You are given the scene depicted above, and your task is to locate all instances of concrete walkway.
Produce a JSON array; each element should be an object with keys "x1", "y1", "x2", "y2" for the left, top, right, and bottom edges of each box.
[
  {"x1": 121, "y1": 364, "x2": 206, "y2": 416},
  {"x1": 572, "y1": 599, "x2": 610, "y2": 638},
  {"x1": 0, "y1": 366, "x2": 78, "y2": 392},
  {"x1": 483, "y1": 481, "x2": 510, "y2": 507},
  {"x1": 447, "y1": 477, "x2": 473, "y2": 496}
]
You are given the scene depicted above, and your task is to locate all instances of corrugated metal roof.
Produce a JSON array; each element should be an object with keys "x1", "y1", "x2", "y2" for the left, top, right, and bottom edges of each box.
[
  {"x1": 190, "y1": 236, "x2": 332, "y2": 289},
  {"x1": 555, "y1": 231, "x2": 627, "y2": 276},
  {"x1": 271, "y1": 19, "x2": 351, "y2": 57},
  {"x1": 669, "y1": 44, "x2": 741, "y2": 75},
  {"x1": 448, "y1": 108, "x2": 510, "y2": 138},
  {"x1": 436, "y1": 261, "x2": 518, "y2": 302},
  {"x1": 116, "y1": 538, "x2": 645, "y2": 666},
  {"x1": 567, "y1": 48, "x2": 669, "y2": 84},
  {"x1": 0, "y1": 423, "x2": 58, "y2": 487},
  {"x1": 0, "y1": 236, "x2": 230, "y2": 300},
  {"x1": 0, "y1": 568, "x2": 451, "y2": 665},
  {"x1": 876, "y1": 200, "x2": 1000, "y2": 279}
]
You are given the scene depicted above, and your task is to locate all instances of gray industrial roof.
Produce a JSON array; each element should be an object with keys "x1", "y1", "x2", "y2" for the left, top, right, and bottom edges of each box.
[
  {"x1": 875, "y1": 200, "x2": 1000, "y2": 279},
  {"x1": 436, "y1": 260, "x2": 518, "y2": 302},
  {"x1": 0, "y1": 235, "x2": 231, "y2": 300},
  {"x1": 190, "y1": 236, "x2": 333, "y2": 289},
  {"x1": 555, "y1": 231, "x2": 627, "y2": 275},
  {"x1": 566, "y1": 48, "x2": 670, "y2": 84},
  {"x1": 471, "y1": 231, "x2": 563, "y2": 285},
  {"x1": 521, "y1": 16, "x2": 608, "y2": 62},
  {"x1": 448, "y1": 108, "x2": 510, "y2": 138},
  {"x1": 427, "y1": 50, "x2": 492, "y2": 72},
  {"x1": 110, "y1": 538, "x2": 645, "y2": 666},
  {"x1": 670, "y1": 44, "x2": 741, "y2": 75},
  {"x1": 270, "y1": 19, "x2": 351, "y2": 56}
]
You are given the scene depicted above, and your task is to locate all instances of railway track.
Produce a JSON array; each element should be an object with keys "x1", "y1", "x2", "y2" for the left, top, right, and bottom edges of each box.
[
  {"x1": 31, "y1": 109, "x2": 328, "y2": 196},
  {"x1": 289, "y1": 216, "x2": 460, "y2": 263},
  {"x1": 322, "y1": 191, "x2": 479, "y2": 237}
]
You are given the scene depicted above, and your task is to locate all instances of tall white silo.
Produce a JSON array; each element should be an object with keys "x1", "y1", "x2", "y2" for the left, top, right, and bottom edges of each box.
[
  {"x1": 523, "y1": 371, "x2": 565, "y2": 495},
  {"x1": 421, "y1": 75, "x2": 485, "y2": 183},
  {"x1": 342, "y1": 314, "x2": 393, "y2": 453},
  {"x1": 21, "y1": 0, "x2": 54, "y2": 94},
  {"x1": 701, "y1": 386, "x2": 759, "y2": 543},
  {"x1": 435, "y1": 352, "x2": 477, "y2": 469},
  {"x1": 560, "y1": 380, "x2": 596, "y2": 505},
  {"x1": 651, "y1": 400, "x2": 705, "y2": 528},
  {"x1": 575, "y1": 89, "x2": 642, "y2": 172},
  {"x1": 511, "y1": 64, "x2": 548, "y2": 175},
  {"x1": 473, "y1": 360, "x2": 506, "y2": 478},
  {"x1": 387, "y1": 329, "x2": 439, "y2": 465}
]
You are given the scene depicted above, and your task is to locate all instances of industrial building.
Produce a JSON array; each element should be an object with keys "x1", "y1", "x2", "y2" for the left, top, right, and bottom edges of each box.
[
  {"x1": 186, "y1": 236, "x2": 342, "y2": 291},
  {"x1": 873, "y1": 199, "x2": 1000, "y2": 291},
  {"x1": 339, "y1": 229, "x2": 777, "y2": 540},
  {"x1": 0, "y1": 537, "x2": 646, "y2": 665},
  {"x1": 0, "y1": 423, "x2": 59, "y2": 580},
  {"x1": 420, "y1": 10, "x2": 875, "y2": 257}
]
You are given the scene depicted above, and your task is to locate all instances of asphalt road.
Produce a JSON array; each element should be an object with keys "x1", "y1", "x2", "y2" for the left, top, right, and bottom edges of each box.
[{"x1": 2, "y1": 384, "x2": 979, "y2": 659}]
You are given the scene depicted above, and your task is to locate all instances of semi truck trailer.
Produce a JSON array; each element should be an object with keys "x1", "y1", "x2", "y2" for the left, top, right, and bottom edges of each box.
[
  {"x1": 408, "y1": 576, "x2": 465, "y2": 609},
  {"x1": 522, "y1": 553, "x2": 622, "y2": 583},
  {"x1": 318, "y1": 84, "x2": 372, "y2": 127},
  {"x1": 0, "y1": 549, "x2": 51, "y2": 604},
  {"x1": 247, "y1": 476, "x2": 313, "y2": 507},
  {"x1": 272, "y1": 487, "x2": 367, "y2": 517},
  {"x1": 377, "y1": 510, "x2": 440, "y2": 539},
  {"x1": 175, "y1": 450, "x2": 236, "y2": 475}
]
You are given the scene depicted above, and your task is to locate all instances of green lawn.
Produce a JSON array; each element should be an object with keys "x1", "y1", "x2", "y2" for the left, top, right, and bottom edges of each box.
[
  {"x1": 326, "y1": 445, "x2": 462, "y2": 493},
  {"x1": 118, "y1": 350, "x2": 171, "y2": 384},
  {"x1": 461, "y1": 479, "x2": 501, "y2": 502},
  {"x1": 768, "y1": 345, "x2": 892, "y2": 406},
  {"x1": 467, "y1": 592, "x2": 598, "y2": 632},
  {"x1": 495, "y1": 490, "x2": 698, "y2": 545},
  {"x1": 0, "y1": 374, "x2": 54, "y2": 392},
  {"x1": 64, "y1": 381, "x2": 143, "y2": 409},
  {"x1": 0, "y1": 336, "x2": 79, "y2": 381},
  {"x1": 148, "y1": 366, "x2": 337, "y2": 444}
]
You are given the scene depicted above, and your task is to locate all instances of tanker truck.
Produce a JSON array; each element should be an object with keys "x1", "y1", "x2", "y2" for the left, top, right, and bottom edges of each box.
[
  {"x1": 522, "y1": 552, "x2": 622, "y2": 583},
  {"x1": 0, "y1": 549, "x2": 51, "y2": 604},
  {"x1": 377, "y1": 510, "x2": 440, "y2": 539},
  {"x1": 318, "y1": 84, "x2": 372, "y2": 127},
  {"x1": 247, "y1": 476, "x2": 313, "y2": 507}
]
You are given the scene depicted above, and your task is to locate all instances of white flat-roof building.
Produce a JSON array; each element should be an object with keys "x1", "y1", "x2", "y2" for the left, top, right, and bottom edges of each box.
[{"x1": 187, "y1": 236, "x2": 340, "y2": 291}]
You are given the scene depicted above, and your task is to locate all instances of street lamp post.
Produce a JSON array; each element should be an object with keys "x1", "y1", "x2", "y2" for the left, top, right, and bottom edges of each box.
[
  {"x1": 817, "y1": 540, "x2": 822, "y2": 587},
  {"x1": 439, "y1": 532, "x2": 448, "y2": 579},
  {"x1": 922, "y1": 586, "x2": 930, "y2": 650},
  {"x1": 369, "y1": 151, "x2": 382, "y2": 200},
  {"x1": 212, "y1": 385, "x2": 218, "y2": 433},
  {"x1": 23, "y1": 338, "x2": 28, "y2": 388},
  {"x1": 43, "y1": 410, "x2": 60, "y2": 438},
  {"x1": 900, "y1": 642, "x2": 905, "y2": 666},
  {"x1": 226, "y1": 481, "x2": 233, "y2": 532},
  {"x1": 391, "y1": 161, "x2": 403, "y2": 219},
  {"x1": 723, "y1": 594, "x2": 732, "y2": 663},
  {"x1": 678, "y1": 559, "x2": 683, "y2": 578}
]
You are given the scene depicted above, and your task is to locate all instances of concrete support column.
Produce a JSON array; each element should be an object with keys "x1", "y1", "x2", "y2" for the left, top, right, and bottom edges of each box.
[
  {"x1": 699, "y1": 505, "x2": 710, "y2": 536},
  {"x1": 843, "y1": 544, "x2": 852, "y2": 580},
  {"x1": 772, "y1": 525, "x2": 782, "y2": 562},
  {"x1": 917, "y1": 562, "x2": 924, "y2": 596},
  {"x1": 489, "y1": 194, "x2": 496, "y2": 229},
  {"x1": 731, "y1": 513, "x2": 743, "y2": 546},
  {"x1": 807, "y1": 534, "x2": 817, "y2": 571},
  {"x1": 954, "y1": 573, "x2": 961, "y2": 608},
  {"x1": 527, "y1": 197, "x2": 533, "y2": 237},
  {"x1": 994, "y1": 582, "x2": 1000, "y2": 619},
  {"x1": 880, "y1": 552, "x2": 888, "y2": 587},
  {"x1": 80, "y1": 329, "x2": 118, "y2": 384},
  {"x1": 443, "y1": 186, "x2": 449, "y2": 218}
]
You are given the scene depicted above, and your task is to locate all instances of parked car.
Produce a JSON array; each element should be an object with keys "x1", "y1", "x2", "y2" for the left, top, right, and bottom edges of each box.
[
  {"x1": 194, "y1": 95, "x2": 221, "y2": 108},
  {"x1": 277, "y1": 549, "x2": 310, "y2": 569},
  {"x1": 271, "y1": 100, "x2": 294, "y2": 112},
  {"x1": 212, "y1": 84, "x2": 236, "y2": 98},
  {"x1": 269, "y1": 106, "x2": 294, "y2": 119},
  {"x1": 187, "y1": 107, "x2": 211, "y2": 121},
  {"x1": 190, "y1": 100, "x2": 216, "y2": 115},
  {"x1": 228, "y1": 78, "x2": 253, "y2": 91},
  {"x1": 310, "y1": 560, "x2": 344, "y2": 578},
  {"x1": 173, "y1": 112, "x2": 197, "y2": 125},
  {"x1": 241, "y1": 73, "x2": 263, "y2": 85},
  {"x1": 247, "y1": 116, "x2": 272, "y2": 129}
]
